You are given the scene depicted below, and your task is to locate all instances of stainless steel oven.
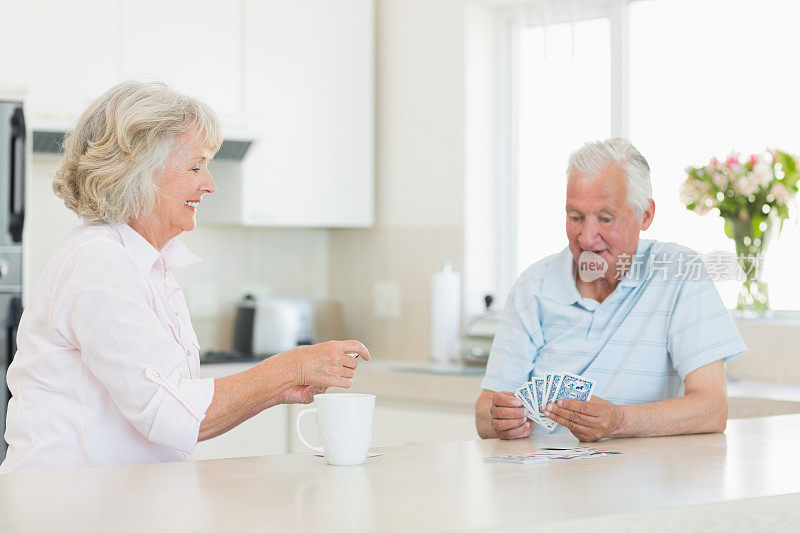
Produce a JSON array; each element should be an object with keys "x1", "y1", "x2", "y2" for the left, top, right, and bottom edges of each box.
[{"x1": 0, "y1": 101, "x2": 26, "y2": 462}]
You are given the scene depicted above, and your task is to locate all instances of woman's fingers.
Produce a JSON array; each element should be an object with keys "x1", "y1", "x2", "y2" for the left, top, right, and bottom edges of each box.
[
  {"x1": 327, "y1": 376, "x2": 353, "y2": 389},
  {"x1": 340, "y1": 340, "x2": 370, "y2": 361},
  {"x1": 342, "y1": 354, "x2": 359, "y2": 370}
]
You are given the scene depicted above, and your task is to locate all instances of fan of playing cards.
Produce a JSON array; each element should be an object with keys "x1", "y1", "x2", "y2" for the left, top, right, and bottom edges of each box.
[{"x1": 515, "y1": 373, "x2": 596, "y2": 431}]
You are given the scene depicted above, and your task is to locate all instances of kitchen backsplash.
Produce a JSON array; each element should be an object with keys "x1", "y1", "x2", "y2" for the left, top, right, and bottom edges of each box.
[{"x1": 329, "y1": 226, "x2": 463, "y2": 361}]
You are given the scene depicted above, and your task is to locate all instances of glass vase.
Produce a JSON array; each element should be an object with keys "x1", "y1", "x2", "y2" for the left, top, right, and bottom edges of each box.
[{"x1": 729, "y1": 216, "x2": 772, "y2": 317}]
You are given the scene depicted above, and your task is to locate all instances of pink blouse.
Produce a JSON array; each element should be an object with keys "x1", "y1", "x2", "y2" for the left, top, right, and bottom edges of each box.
[{"x1": 0, "y1": 224, "x2": 214, "y2": 473}]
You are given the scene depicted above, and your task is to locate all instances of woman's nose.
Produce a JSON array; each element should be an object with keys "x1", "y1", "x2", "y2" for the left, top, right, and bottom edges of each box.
[{"x1": 203, "y1": 172, "x2": 217, "y2": 194}]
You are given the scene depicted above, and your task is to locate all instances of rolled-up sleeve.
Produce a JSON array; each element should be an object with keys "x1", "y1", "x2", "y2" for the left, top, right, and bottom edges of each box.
[
  {"x1": 52, "y1": 242, "x2": 214, "y2": 454},
  {"x1": 667, "y1": 264, "x2": 748, "y2": 380},
  {"x1": 481, "y1": 284, "x2": 543, "y2": 392}
]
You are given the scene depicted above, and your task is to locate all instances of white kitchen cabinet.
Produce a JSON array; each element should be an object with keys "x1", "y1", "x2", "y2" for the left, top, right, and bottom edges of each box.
[
  {"x1": 120, "y1": 0, "x2": 242, "y2": 120},
  {"x1": 0, "y1": 1, "x2": 34, "y2": 92},
  {"x1": 20, "y1": 0, "x2": 120, "y2": 121},
  {"x1": 195, "y1": 363, "x2": 288, "y2": 460},
  {"x1": 222, "y1": 0, "x2": 375, "y2": 228},
  {"x1": 288, "y1": 400, "x2": 477, "y2": 453}
]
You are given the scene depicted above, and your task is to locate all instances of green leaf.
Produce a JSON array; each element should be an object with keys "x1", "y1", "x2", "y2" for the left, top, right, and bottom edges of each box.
[
  {"x1": 724, "y1": 218, "x2": 735, "y2": 239},
  {"x1": 752, "y1": 215, "x2": 764, "y2": 238}
]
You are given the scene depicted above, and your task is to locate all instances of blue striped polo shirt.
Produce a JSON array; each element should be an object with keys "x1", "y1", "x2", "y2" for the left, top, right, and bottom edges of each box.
[{"x1": 481, "y1": 239, "x2": 747, "y2": 435}]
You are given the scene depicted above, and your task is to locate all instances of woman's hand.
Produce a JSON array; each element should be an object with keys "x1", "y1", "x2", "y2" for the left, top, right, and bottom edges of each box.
[
  {"x1": 278, "y1": 385, "x2": 327, "y2": 405},
  {"x1": 287, "y1": 340, "x2": 370, "y2": 389}
]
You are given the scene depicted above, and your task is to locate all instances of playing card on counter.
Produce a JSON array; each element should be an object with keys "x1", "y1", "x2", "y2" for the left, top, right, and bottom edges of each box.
[
  {"x1": 484, "y1": 454, "x2": 550, "y2": 465},
  {"x1": 484, "y1": 447, "x2": 619, "y2": 465},
  {"x1": 537, "y1": 447, "x2": 621, "y2": 459}
]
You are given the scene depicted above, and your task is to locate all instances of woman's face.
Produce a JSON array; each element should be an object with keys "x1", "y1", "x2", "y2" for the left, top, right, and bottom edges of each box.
[{"x1": 153, "y1": 132, "x2": 217, "y2": 237}]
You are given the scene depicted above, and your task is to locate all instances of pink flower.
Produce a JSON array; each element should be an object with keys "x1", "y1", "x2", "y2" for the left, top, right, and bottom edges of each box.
[{"x1": 726, "y1": 151, "x2": 741, "y2": 170}]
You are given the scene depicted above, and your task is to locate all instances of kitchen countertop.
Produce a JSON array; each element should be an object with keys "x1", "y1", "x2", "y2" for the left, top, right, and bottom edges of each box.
[{"x1": 2, "y1": 414, "x2": 800, "y2": 532}]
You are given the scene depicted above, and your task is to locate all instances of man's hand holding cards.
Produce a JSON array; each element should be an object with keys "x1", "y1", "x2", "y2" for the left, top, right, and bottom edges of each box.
[
  {"x1": 489, "y1": 391, "x2": 534, "y2": 440},
  {"x1": 513, "y1": 372, "x2": 598, "y2": 436}
]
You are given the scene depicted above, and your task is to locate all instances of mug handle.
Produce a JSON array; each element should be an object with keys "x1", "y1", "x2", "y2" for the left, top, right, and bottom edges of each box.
[{"x1": 296, "y1": 407, "x2": 323, "y2": 454}]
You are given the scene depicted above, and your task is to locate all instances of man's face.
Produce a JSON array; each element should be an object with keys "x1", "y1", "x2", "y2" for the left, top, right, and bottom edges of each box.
[{"x1": 566, "y1": 164, "x2": 654, "y2": 284}]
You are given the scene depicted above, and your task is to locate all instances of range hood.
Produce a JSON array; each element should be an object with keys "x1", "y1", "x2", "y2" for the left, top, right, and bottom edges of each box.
[{"x1": 32, "y1": 125, "x2": 253, "y2": 161}]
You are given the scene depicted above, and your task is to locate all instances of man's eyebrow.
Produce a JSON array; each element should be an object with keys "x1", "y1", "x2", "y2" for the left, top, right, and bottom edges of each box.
[{"x1": 566, "y1": 206, "x2": 583, "y2": 213}]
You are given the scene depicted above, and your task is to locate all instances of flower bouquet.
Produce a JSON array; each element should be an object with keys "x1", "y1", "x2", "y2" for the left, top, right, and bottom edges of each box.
[{"x1": 680, "y1": 150, "x2": 800, "y2": 314}]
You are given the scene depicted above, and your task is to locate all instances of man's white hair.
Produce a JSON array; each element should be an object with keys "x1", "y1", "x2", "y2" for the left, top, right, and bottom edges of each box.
[{"x1": 567, "y1": 138, "x2": 652, "y2": 216}]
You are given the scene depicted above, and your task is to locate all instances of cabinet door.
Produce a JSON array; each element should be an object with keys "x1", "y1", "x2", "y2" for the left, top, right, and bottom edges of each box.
[
  {"x1": 242, "y1": 0, "x2": 374, "y2": 227},
  {"x1": 120, "y1": 0, "x2": 241, "y2": 119},
  {"x1": 195, "y1": 363, "x2": 289, "y2": 460},
  {"x1": 0, "y1": 1, "x2": 34, "y2": 92},
  {"x1": 25, "y1": 0, "x2": 119, "y2": 119},
  {"x1": 193, "y1": 404, "x2": 288, "y2": 460}
]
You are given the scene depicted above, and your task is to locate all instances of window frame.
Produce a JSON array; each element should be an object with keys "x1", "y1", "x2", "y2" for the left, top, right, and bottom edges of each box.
[{"x1": 494, "y1": 0, "x2": 632, "y2": 299}]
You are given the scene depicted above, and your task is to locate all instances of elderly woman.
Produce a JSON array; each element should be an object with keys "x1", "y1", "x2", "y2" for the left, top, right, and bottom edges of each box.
[{"x1": 0, "y1": 81, "x2": 369, "y2": 473}]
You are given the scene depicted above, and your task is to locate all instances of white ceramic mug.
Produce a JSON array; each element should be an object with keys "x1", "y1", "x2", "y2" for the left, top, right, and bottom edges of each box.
[{"x1": 296, "y1": 393, "x2": 376, "y2": 466}]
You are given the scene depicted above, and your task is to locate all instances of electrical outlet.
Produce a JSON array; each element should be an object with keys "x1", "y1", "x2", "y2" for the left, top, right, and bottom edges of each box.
[{"x1": 372, "y1": 282, "x2": 401, "y2": 319}]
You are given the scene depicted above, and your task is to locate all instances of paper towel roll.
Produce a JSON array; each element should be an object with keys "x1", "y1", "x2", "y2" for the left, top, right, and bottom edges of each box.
[{"x1": 430, "y1": 262, "x2": 461, "y2": 363}]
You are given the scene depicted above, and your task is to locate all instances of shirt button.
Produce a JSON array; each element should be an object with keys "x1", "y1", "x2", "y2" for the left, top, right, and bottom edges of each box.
[
  {"x1": 186, "y1": 348, "x2": 192, "y2": 356},
  {"x1": 153, "y1": 370, "x2": 160, "y2": 378},
  {"x1": 175, "y1": 311, "x2": 179, "y2": 317}
]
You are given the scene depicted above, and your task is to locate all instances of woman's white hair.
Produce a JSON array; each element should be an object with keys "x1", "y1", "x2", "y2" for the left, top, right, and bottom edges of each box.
[
  {"x1": 567, "y1": 138, "x2": 652, "y2": 216},
  {"x1": 53, "y1": 80, "x2": 223, "y2": 224}
]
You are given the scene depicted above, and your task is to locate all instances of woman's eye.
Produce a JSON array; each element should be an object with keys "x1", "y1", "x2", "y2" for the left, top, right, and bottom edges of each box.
[
  {"x1": 601, "y1": 217, "x2": 613, "y2": 224},
  {"x1": 191, "y1": 168, "x2": 200, "y2": 173}
]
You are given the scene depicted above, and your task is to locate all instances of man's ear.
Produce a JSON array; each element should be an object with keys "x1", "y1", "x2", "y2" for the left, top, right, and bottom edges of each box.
[{"x1": 640, "y1": 199, "x2": 655, "y2": 231}]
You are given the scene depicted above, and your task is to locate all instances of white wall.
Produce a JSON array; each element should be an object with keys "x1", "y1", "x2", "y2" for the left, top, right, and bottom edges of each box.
[
  {"x1": 329, "y1": 0, "x2": 474, "y2": 359},
  {"x1": 373, "y1": 0, "x2": 466, "y2": 228}
]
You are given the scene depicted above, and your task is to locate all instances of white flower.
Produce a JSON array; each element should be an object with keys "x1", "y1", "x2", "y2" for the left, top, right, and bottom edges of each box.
[
  {"x1": 711, "y1": 171, "x2": 728, "y2": 189},
  {"x1": 734, "y1": 175, "x2": 759, "y2": 196},
  {"x1": 752, "y1": 157, "x2": 773, "y2": 188},
  {"x1": 679, "y1": 180, "x2": 698, "y2": 205},
  {"x1": 771, "y1": 182, "x2": 791, "y2": 206}
]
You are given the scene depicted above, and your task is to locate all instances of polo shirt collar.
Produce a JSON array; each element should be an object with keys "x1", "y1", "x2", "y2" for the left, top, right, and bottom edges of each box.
[
  {"x1": 115, "y1": 224, "x2": 200, "y2": 275},
  {"x1": 542, "y1": 248, "x2": 583, "y2": 305},
  {"x1": 541, "y1": 239, "x2": 654, "y2": 304},
  {"x1": 618, "y1": 239, "x2": 654, "y2": 288}
]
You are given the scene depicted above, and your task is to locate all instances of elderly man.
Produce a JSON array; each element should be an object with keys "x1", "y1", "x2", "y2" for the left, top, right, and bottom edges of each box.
[{"x1": 475, "y1": 138, "x2": 746, "y2": 442}]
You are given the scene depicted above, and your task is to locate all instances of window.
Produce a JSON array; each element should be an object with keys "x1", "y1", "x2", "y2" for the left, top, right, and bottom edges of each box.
[{"x1": 500, "y1": 0, "x2": 800, "y2": 310}]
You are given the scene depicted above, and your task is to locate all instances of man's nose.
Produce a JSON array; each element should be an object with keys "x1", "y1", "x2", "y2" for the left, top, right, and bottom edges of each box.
[{"x1": 578, "y1": 219, "x2": 601, "y2": 247}]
